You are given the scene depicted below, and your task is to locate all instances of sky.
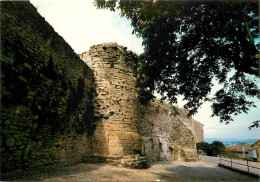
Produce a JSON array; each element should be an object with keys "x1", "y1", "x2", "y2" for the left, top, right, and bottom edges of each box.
[{"x1": 30, "y1": 0, "x2": 260, "y2": 140}]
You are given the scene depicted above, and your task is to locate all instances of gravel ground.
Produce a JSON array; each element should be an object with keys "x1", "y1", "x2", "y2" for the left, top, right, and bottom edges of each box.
[{"x1": 2, "y1": 160, "x2": 259, "y2": 181}]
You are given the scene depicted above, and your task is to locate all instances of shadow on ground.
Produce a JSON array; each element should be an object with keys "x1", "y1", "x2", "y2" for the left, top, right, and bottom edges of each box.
[
  {"x1": 0, "y1": 162, "x2": 102, "y2": 181},
  {"x1": 2, "y1": 161, "x2": 259, "y2": 181},
  {"x1": 155, "y1": 163, "x2": 259, "y2": 181}
]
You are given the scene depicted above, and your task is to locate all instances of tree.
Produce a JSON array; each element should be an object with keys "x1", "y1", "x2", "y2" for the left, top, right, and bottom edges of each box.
[
  {"x1": 196, "y1": 142, "x2": 210, "y2": 154},
  {"x1": 248, "y1": 120, "x2": 260, "y2": 129},
  {"x1": 94, "y1": 0, "x2": 260, "y2": 125},
  {"x1": 210, "y1": 140, "x2": 226, "y2": 156},
  {"x1": 197, "y1": 141, "x2": 225, "y2": 156}
]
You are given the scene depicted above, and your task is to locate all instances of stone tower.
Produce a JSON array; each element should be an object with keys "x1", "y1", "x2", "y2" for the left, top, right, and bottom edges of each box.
[{"x1": 80, "y1": 43, "x2": 142, "y2": 158}]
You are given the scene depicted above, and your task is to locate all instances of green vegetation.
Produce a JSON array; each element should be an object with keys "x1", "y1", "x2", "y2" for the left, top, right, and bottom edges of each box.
[
  {"x1": 171, "y1": 105, "x2": 179, "y2": 116},
  {"x1": 95, "y1": 0, "x2": 259, "y2": 125},
  {"x1": 196, "y1": 142, "x2": 211, "y2": 155},
  {"x1": 197, "y1": 141, "x2": 226, "y2": 156},
  {"x1": 248, "y1": 120, "x2": 260, "y2": 130},
  {"x1": 122, "y1": 50, "x2": 155, "y2": 105},
  {"x1": 210, "y1": 141, "x2": 226, "y2": 156}
]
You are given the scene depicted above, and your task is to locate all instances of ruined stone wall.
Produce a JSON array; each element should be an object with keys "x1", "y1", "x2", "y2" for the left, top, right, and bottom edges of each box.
[
  {"x1": 192, "y1": 120, "x2": 204, "y2": 143},
  {"x1": 139, "y1": 100, "x2": 199, "y2": 162},
  {"x1": 1, "y1": 2, "x2": 94, "y2": 173},
  {"x1": 79, "y1": 43, "x2": 201, "y2": 163},
  {"x1": 178, "y1": 110, "x2": 204, "y2": 143},
  {"x1": 79, "y1": 43, "x2": 142, "y2": 157},
  {"x1": 0, "y1": 1, "x2": 202, "y2": 174}
]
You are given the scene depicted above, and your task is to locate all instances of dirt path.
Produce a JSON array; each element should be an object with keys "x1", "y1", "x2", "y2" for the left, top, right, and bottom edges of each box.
[{"x1": 2, "y1": 160, "x2": 258, "y2": 181}]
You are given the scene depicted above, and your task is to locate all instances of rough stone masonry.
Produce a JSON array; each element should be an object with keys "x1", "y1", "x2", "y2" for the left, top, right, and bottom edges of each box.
[
  {"x1": 1, "y1": 1, "x2": 94, "y2": 172},
  {"x1": 1, "y1": 1, "x2": 204, "y2": 173},
  {"x1": 80, "y1": 43, "x2": 142, "y2": 158},
  {"x1": 139, "y1": 99, "x2": 200, "y2": 162},
  {"x1": 80, "y1": 42, "x2": 203, "y2": 163}
]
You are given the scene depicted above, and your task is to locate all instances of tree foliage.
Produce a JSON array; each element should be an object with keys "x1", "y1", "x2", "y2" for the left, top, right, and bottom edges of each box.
[
  {"x1": 197, "y1": 141, "x2": 225, "y2": 156},
  {"x1": 94, "y1": 0, "x2": 259, "y2": 124},
  {"x1": 196, "y1": 142, "x2": 210, "y2": 154},
  {"x1": 248, "y1": 120, "x2": 260, "y2": 129},
  {"x1": 210, "y1": 140, "x2": 226, "y2": 156}
]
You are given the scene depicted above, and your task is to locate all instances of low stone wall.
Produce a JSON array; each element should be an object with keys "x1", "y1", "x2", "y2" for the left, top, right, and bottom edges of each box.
[
  {"x1": 1, "y1": 2, "x2": 94, "y2": 172},
  {"x1": 139, "y1": 100, "x2": 199, "y2": 162}
]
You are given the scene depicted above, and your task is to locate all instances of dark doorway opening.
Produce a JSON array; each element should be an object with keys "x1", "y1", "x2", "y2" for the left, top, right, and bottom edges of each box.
[{"x1": 169, "y1": 147, "x2": 173, "y2": 161}]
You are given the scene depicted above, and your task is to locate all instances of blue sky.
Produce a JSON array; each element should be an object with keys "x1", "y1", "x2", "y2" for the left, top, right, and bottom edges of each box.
[{"x1": 30, "y1": 0, "x2": 260, "y2": 140}]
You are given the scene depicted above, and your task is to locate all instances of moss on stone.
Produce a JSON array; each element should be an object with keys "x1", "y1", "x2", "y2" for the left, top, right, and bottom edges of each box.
[
  {"x1": 15, "y1": 150, "x2": 23, "y2": 157},
  {"x1": 6, "y1": 137, "x2": 15, "y2": 147},
  {"x1": 171, "y1": 105, "x2": 180, "y2": 116}
]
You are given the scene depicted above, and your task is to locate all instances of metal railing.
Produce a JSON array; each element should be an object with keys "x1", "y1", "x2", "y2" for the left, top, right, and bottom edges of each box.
[{"x1": 219, "y1": 155, "x2": 260, "y2": 174}]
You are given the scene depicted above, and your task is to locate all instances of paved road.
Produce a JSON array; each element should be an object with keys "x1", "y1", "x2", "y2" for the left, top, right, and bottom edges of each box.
[
  {"x1": 199, "y1": 155, "x2": 219, "y2": 166},
  {"x1": 200, "y1": 155, "x2": 260, "y2": 176}
]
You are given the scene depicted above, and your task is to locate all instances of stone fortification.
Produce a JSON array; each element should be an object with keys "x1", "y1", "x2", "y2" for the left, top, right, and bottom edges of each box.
[
  {"x1": 80, "y1": 43, "x2": 202, "y2": 164},
  {"x1": 192, "y1": 120, "x2": 204, "y2": 143},
  {"x1": 178, "y1": 110, "x2": 204, "y2": 143},
  {"x1": 1, "y1": 1, "x2": 203, "y2": 174},
  {"x1": 80, "y1": 43, "x2": 142, "y2": 158},
  {"x1": 139, "y1": 100, "x2": 199, "y2": 162},
  {"x1": 1, "y1": 2, "x2": 94, "y2": 172}
]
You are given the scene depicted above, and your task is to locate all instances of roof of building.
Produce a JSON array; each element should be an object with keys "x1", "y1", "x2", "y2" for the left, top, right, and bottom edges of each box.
[
  {"x1": 226, "y1": 143, "x2": 256, "y2": 152},
  {"x1": 252, "y1": 139, "x2": 260, "y2": 147}
]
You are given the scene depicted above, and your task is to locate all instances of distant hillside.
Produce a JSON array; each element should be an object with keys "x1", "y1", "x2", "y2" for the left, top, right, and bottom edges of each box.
[{"x1": 204, "y1": 138, "x2": 259, "y2": 146}]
